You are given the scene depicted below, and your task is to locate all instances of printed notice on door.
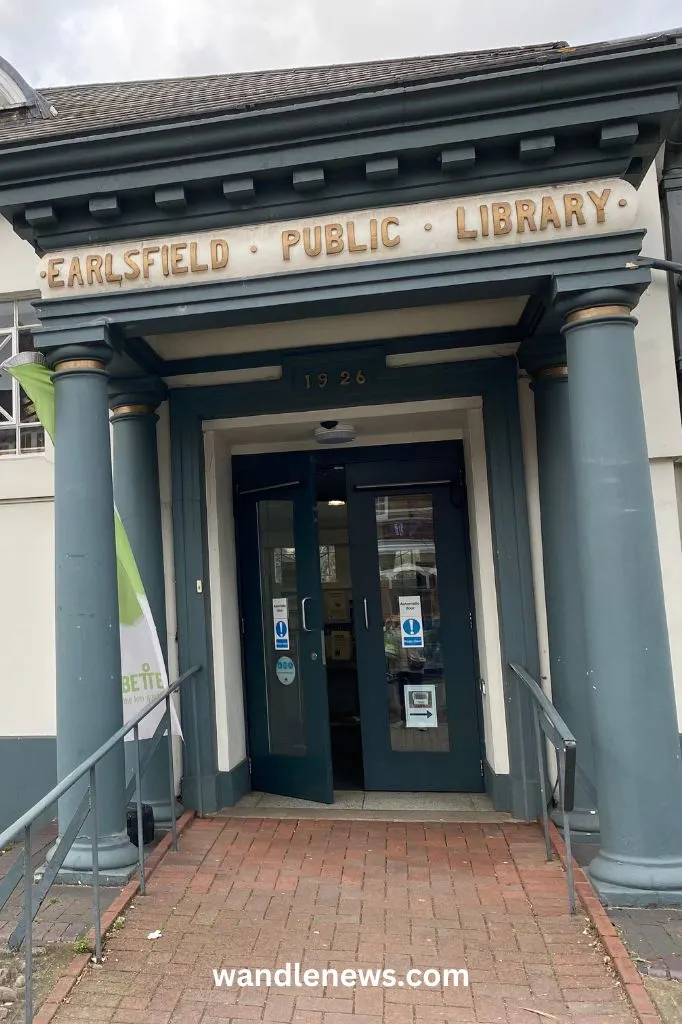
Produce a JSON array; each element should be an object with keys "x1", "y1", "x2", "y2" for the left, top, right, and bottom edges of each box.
[
  {"x1": 399, "y1": 596, "x2": 424, "y2": 648},
  {"x1": 404, "y1": 683, "x2": 438, "y2": 728},
  {"x1": 273, "y1": 598, "x2": 290, "y2": 650}
]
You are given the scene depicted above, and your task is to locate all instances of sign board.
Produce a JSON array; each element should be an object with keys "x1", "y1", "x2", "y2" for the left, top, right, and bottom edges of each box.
[
  {"x1": 275, "y1": 656, "x2": 296, "y2": 685},
  {"x1": 38, "y1": 179, "x2": 637, "y2": 299},
  {"x1": 404, "y1": 683, "x2": 438, "y2": 729},
  {"x1": 399, "y1": 596, "x2": 425, "y2": 648},
  {"x1": 272, "y1": 598, "x2": 289, "y2": 651}
]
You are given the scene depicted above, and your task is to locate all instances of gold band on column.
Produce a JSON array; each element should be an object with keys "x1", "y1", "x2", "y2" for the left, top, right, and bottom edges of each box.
[
  {"x1": 54, "y1": 358, "x2": 107, "y2": 372},
  {"x1": 536, "y1": 365, "x2": 568, "y2": 380},
  {"x1": 566, "y1": 305, "x2": 631, "y2": 325},
  {"x1": 110, "y1": 403, "x2": 155, "y2": 418}
]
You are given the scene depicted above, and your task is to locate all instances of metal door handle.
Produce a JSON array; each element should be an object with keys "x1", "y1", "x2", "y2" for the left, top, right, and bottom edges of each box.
[
  {"x1": 363, "y1": 598, "x2": 369, "y2": 630},
  {"x1": 301, "y1": 597, "x2": 312, "y2": 632}
]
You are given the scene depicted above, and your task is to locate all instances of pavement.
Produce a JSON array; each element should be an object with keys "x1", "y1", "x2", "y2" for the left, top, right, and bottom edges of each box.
[{"x1": 46, "y1": 817, "x2": 636, "y2": 1024}]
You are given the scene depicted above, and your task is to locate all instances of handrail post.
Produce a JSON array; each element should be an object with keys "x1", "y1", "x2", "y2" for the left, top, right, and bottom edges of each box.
[
  {"x1": 166, "y1": 696, "x2": 178, "y2": 852},
  {"x1": 191, "y1": 683, "x2": 204, "y2": 817},
  {"x1": 134, "y1": 724, "x2": 145, "y2": 895},
  {"x1": 90, "y1": 765, "x2": 102, "y2": 962},
  {"x1": 559, "y1": 752, "x2": 576, "y2": 913},
  {"x1": 23, "y1": 824, "x2": 32, "y2": 1024},
  {"x1": 533, "y1": 705, "x2": 552, "y2": 862}
]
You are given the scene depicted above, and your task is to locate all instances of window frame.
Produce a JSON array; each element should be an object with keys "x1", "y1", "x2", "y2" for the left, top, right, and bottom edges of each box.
[{"x1": 0, "y1": 298, "x2": 45, "y2": 457}]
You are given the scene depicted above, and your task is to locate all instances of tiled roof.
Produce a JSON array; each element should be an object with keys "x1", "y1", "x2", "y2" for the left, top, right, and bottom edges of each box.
[{"x1": 0, "y1": 30, "x2": 680, "y2": 146}]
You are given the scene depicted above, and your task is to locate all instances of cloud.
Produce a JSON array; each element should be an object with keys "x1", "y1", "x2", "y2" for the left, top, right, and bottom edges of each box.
[{"x1": 2, "y1": 0, "x2": 681, "y2": 87}]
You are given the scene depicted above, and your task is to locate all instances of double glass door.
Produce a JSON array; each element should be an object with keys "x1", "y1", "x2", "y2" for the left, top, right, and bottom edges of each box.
[{"x1": 234, "y1": 446, "x2": 483, "y2": 802}]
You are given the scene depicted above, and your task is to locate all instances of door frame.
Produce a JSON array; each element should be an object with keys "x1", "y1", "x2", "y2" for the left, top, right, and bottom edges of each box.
[
  {"x1": 169, "y1": 353, "x2": 542, "y2": 820},
  {"x1": 233, "y1": 441, "x2": 486, "y2": 799}
]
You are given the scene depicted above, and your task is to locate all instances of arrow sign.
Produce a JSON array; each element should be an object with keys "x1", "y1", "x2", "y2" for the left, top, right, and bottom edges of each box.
[{"x1": 410, "y1": 710, "x2": 433, "y2": 719}]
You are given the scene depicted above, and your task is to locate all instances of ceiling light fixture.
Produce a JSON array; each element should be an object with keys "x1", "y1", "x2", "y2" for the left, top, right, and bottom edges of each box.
[{"x1": 313, "y1": 420, "x2": 356, "y2": 445}]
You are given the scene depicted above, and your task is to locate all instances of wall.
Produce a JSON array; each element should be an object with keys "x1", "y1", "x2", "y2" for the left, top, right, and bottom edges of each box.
[
  {"x1": 634, "y1": 166, "x2": 682, "y2": 727},
  {"x1": 0, "y1": 216, "x2": 56, "y2": 829}
]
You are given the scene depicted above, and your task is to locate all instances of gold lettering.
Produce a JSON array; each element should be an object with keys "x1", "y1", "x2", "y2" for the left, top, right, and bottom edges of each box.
[
  {"x1": 303, "y1": 226, "x2": 322, "y2": 257},
  {"x1": 381, "y1": 216, "x2": 400, "y2": 247},
  {"x1": 369, "y1": 218, "x2": 379, "y2": 250},
  {"x1": 325, "y1": 223, "x2": 344, "y2": 255},
  {"x1": 86, "y1": 255, "x2": 104, "y2": 285},
  {"x1": 456, "y1": 206, "x2": 477, "y2": 240},
  {"x1": 515, "y1": 199, "x2": 537, "y2": 232},
  {"x1": 587, "y1": 188, "x2": 611, "y2": 223},
  {"x1": 210, "y1": 239, "x2": 229, "y2": 269},
  {"x1": 480, "y1": 205, "x2": 490, "y2": 237},
  {"x1": 190, "y1": 241, "x2": 208, "y2": 272},
  {"x1": 47, "y1": 257, "x2": 65, "y2": 289},
  {"x1": 142, "y1": 247, "x2": 159, "y2": 279},
  {"x1": 492, "y1": 203, "x2": 512, "y2": 236},
  {"x1": 282, "y1": 230, "x2": 300, "y2": 261},
  {"x1": 67, "y1": 256, "x2": 83, "y2": 288},
  {"x1": 104, "y1": 253, "x2": 122, "y2": 283},
  {"x1": 123, "y1": 249, "x2": 141, "y2": 280},
  {"x1": 564, "y1": 193, "x2": 586, "y2": 227},
  {"x1": 540, "y1": 197, "x2": 562, "y2": 230},
  {"x1": 161, "y1": 245, "x2": 170, "y2": 277},
  {"x1": 170, "y1": 242, "x2": 189, "y2": 275},
  {"x1": 347, "y1": 222, "x2": 367, "y2": 252}
]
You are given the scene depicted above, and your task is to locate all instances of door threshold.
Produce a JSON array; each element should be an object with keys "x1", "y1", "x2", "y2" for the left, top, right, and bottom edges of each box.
[{"x1": 215, "y1": 790, "x2": 517, "y2": 823}]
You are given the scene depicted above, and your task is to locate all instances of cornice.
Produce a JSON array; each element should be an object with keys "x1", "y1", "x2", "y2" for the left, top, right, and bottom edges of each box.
[{"x1": 0, "y1": 40, "x2": 680, "y2": 254}]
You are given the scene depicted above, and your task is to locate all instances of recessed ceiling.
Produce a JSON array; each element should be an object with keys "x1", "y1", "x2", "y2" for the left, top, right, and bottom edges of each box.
[{"x1": 147, "y1": 297, "x2": 527, "y2": 361}]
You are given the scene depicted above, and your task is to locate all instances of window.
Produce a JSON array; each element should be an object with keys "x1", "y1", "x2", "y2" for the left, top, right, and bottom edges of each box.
[{"x1": 0, "y1": 299, "x2": 45, "y2": 456}]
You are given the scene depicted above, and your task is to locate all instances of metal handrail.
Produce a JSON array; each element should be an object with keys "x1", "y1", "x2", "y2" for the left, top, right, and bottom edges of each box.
[
  {"x1": 0, "y1": 664, "x2": 201, "y2": 1023},
  {"x1": 509, "y1": 662, "x2": 577, "y2": 913}
]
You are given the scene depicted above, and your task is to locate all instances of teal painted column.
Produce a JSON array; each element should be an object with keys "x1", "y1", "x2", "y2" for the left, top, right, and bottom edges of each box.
[
  {"x1": 563, "y1": 292, "x2": 682, "y2": 903},
  {"x1": 52, "y1": 349, "x2": 137, "y2": 874},
  {"x1": 110, "y1": 384, "x2": 180, "y2": 824},
  {"x1": 532, "y1": 363, "x2": 599, "y2": 837}
]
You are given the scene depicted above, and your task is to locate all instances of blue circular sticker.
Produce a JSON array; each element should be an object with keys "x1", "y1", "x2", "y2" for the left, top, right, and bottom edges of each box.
[{"x1": 275, "y1": 656, "x2": 296, "y2": 685}]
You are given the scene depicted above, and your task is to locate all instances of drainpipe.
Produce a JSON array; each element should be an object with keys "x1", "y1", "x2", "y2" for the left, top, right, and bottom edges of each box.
[{"x1": 659, "y1": 115, "x2": 682, "y2": 380}]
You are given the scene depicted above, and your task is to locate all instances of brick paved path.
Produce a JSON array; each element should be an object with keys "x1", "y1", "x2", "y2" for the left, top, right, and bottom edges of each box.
[
  {"x1": 51, "y1": 817, "x2": 638, "y2": 1024},
  {"x1": 0, "y1": 823, "x2": 118, "y2": 945}
]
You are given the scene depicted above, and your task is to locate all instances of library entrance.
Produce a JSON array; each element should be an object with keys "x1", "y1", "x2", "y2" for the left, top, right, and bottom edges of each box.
[{"x1": 234, "y1": 440, "x2": 483, "y2": 804}]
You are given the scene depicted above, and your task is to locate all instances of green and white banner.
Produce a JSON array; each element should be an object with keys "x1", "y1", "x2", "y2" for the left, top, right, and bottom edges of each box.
[{"x1": 1, "y1": 351, "x2": 181, "y2": 741}]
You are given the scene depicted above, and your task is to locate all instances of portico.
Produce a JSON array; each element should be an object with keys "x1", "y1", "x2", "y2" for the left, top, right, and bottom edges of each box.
[{"x1": 1, "y1": 29, "x2": 682, "y2": 904}]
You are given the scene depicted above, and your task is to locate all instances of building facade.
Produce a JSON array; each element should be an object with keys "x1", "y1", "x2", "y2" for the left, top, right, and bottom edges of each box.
[{"x1": 2, "y1": 30, "x2": 682, "y2": 904}]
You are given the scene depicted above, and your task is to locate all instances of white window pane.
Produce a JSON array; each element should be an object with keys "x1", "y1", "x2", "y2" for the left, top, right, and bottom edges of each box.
[
  {"x1": 17, "y1": 300, "x2": 39, "y2": 327},
  {"x1": 0, "y1": 426, "x2": 17, "y2": 455},
  {"x1": 19, "y1": 425, "x2": 44, "y2": 452},
  {"x1": 0, "y1": 303, "x2": 14, "y2": 329}
]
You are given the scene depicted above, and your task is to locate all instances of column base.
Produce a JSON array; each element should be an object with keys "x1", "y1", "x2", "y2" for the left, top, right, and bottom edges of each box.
[
  {"x1": 589, "y1": 877, "x2": 682, "y2": 908},
  {"x1": 47, "y1": 829, "x2": 139, "y2": 876},
  {"x1": 588, "y1": 849, "x2": 682, "y2": 903},
  {"x1": 41, "y1": 860, "x2": 141, "y2": 887},
  {"x1": 145, "y1": 797, "x2": 184, "y2": 826},
  {"x1": 551, "y1": 806, "x2": 600, "y2": 843}
]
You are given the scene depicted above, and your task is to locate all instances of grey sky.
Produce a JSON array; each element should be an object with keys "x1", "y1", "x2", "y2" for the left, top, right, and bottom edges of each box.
[{"x1": 1, "y1": 0, "x2": 681, "y2": 87}]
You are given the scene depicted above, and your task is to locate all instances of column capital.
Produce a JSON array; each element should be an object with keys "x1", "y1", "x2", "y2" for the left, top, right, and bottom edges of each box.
[
  {"x1": 518, "y1": 334, "x2": 567, "y2": 382},
  {"x1": 531, "y1": 364, "x2": 568, "y2": 389},
  {"x1": 51, "y1": 342, "x2": 114, "y2": 374},
  {"x1": 557, "y1": 287, "x2": 641, "y2": 330},
  {"x1": 109, "y1": 376, "x2": 167, "y2": 419}
]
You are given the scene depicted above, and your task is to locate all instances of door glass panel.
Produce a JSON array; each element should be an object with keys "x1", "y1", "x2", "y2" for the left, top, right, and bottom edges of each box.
[
  {"x1": 377, "y1": 493, "x2": 450, "y2": 753},
  {"x1": 258, "y1": 500, "x2": 306, "y2": 756}
]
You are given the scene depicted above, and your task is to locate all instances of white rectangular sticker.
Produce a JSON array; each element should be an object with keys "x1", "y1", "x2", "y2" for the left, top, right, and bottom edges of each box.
[
  {"x1": 272, "y1": 598, "x2": 290, "y2": 650},
  {"x1": 404, "y1": 683, "x2": 438, "y2": 729},
  {"x1": 399, "y1": 596, "x2": 424, "y2": 648}
]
